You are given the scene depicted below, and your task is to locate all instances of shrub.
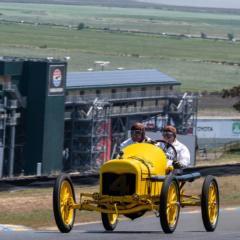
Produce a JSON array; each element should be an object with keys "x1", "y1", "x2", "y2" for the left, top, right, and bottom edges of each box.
[
  {"x1": 201, "y1": 32, "x2": 207, "y2": 39},
  {"x1": 39, "y1": 44, "x2": 47, "y2": 49},
  {"x1": 77, "y1": 22, "x2": 85, "y2": 30},
  {"x1": 227, "y1": 33, "x2": 234, "y2": 41}
]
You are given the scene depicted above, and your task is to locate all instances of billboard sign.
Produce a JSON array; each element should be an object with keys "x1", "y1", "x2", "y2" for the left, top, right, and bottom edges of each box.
[
  {"x1": 197, "y1": 119, "x2": 240, "y2": 139},
  {"x1": 48, "y1": 65, "x2": 66, "y2": 96}
]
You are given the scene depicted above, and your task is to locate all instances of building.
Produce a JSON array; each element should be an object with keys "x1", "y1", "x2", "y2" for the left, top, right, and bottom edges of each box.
[
  {"x1": 64, "y1": 69, "x2": 198, "y2": 171},
  {"x1": 0, "y1": 58, "x2": 198, "y2": 177}
]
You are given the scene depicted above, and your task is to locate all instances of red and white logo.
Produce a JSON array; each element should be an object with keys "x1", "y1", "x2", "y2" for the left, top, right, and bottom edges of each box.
[{"x1": 52, "y1": 68, "x2": 62, "y2": 87}]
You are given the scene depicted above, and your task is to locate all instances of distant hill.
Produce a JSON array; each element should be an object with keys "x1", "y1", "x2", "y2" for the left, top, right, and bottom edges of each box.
[
  {"x1": 136, "y1": 0, "x2": 240, "y2": 9},
  {"x1": 0, "y1": 0, "x2": 147, "y2": 7},
  {"x1": 3, "y1": 0, "x2": 240, "y2": 14}
]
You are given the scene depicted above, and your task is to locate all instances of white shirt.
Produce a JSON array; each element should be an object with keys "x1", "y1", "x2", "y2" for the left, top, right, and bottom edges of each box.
[
  {"x1": 172, "y1": 139, "x2": 191, "y2": 167},
  {"x1": 157, "y1": 139, "x2": 191, "y2": 167}
]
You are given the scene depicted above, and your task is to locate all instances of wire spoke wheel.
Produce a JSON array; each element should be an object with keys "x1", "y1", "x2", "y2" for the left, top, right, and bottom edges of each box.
[
  {"x1": 201, "y1": 175, "x2": 219, "y2": 232},
  {"x1": 60, "y1": 181, "x2": 75, "y2": 225},
  {"x1": 160, "y1": 175, "x2": 180, "y2": 233},
  {"x1": 101, "y1": 212, "x2": 119, "y2": 231},
  {"x1": 166, "y1": 183, "x2": 178, "y2": 226},
  {"x1": 53, "y1": 174, "x2": 76, "y2": 233}
]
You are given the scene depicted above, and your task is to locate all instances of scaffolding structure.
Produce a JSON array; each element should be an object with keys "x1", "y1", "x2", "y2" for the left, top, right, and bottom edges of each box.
[
  {"x1": 64, "y1": 99, "x2": 111, "y2": 172},
  {"x1": 0, "y1": 81, "x2": 22, "y2": 177},
  {"x1": 163, "y1": 93, "x2": 198, "y2": 135}
]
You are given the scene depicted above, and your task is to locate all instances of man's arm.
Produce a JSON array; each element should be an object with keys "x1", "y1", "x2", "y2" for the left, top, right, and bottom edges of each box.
[{"x1": 178, "y1": 145, "x2": 190, "y2": 167}]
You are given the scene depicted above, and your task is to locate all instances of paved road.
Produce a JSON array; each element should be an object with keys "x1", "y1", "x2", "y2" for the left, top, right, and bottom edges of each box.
[{"x1": 0, "y1": 208, "x2": 239, "y2": 240}]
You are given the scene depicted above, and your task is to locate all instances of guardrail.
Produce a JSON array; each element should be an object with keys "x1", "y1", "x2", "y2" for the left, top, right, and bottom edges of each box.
[
  {"x1": 65, "y1": 91, "x2": 179, "y2": 103},
  {"x1": 0, "y1": 163, "x2": 239, "y2": 191}
]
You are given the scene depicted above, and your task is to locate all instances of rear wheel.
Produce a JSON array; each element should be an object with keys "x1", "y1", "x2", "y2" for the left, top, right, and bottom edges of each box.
[
  {"x1": 201, "y1": 175, "x2": 219, "y2": 232},
  {"x1": 159, "y1": 175, "x2": 180, "y2": 233},
  {"x1": 53, "y1": 174, "x2": 76, "y2": 233},
  {"x1": 101, "y1": 212, "x2": 118, "y2": 231}
]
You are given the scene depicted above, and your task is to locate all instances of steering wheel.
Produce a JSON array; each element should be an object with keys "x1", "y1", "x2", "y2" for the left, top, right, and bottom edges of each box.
[{"x1": 155, "y1": 139, "x2": 178, "y2": 162}]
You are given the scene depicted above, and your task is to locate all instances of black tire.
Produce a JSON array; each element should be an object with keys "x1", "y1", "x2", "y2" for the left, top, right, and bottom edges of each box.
[
  {"x1": 159, "y1": 175, "x2": 180, "y2": 233},
  {"x1": 101, "y1": 212, "x2": 118, "y2": 231},
  {"x1": 201, "y1": 175, "x2": 219, "y2": 232},
  {"x1": 53, "y1": 174, "x2": 76, "y2": 233}
]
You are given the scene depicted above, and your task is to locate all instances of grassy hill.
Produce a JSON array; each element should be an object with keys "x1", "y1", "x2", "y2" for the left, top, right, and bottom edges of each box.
[{"x1": 0, "y1": 2, "x2": 239, "y2": 92}]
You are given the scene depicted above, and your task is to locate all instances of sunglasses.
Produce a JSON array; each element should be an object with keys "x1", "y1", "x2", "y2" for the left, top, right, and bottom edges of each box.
[
  {"x1": 131, "y1": 130, "x2": 143, "y2": 135},
  {"x1": 162, "y1": 131, "x2": 175, "y2": 138}
]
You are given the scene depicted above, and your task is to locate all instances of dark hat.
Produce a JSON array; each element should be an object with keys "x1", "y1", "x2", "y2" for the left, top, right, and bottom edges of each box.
[
  {"x1": 131, "y1": 122, "x2": 145, "y2": 131},
  {"x1": 163, "y1": 125, "x2": 177, "y2": 136}
]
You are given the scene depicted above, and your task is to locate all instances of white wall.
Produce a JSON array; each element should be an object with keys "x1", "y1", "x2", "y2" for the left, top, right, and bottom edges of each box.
[{"x1": 197, "y1": 119, "x2": 240, "y2": 139}]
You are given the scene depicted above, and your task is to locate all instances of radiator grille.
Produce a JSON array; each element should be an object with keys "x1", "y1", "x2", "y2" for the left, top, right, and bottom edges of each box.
[{"x1": 102, "y1": 173, "x2": 136, "y2": 196}]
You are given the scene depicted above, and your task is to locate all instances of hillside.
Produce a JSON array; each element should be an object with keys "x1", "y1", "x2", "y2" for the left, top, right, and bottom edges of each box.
[
  {"x1": 2, "y1": 0, "x2": 240, "y2": 13},
  {"x1": 198, "y1": 94, "x2": 240, "y2": 116},
  {"x1": 0, "y1": 2, "x2": 239, "y2": 92},
  {"x1": 136, "y1": 0, "x2": 240, "y2": 9}
]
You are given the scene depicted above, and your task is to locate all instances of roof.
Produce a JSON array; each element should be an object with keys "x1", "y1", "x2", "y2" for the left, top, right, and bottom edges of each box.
[
  {"x1": 198, "y1": 116, "x2": 240, "y2": 120},
  {"x1": 66, "y1": 69, "x2": 180, "y2": 90}
]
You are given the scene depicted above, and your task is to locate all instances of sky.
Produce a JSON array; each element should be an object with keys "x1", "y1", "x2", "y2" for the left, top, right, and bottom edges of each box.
[{"x1": 136, "y1": 0, "x2": 240, "y2": 9}]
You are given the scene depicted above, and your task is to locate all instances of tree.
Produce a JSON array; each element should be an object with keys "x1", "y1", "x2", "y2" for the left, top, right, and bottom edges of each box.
[
  {"x1": 77, "y1": 22, "x2": 85, "y2": 30},
  {"x1": 222, "y1": 85, "x2": 240, "y2": 111},
  {"x1": 227, "y1": 33, "x2": 235, "y2": 41},
  {"x1": 200, "y1": 32, "x2": 207, "y2": 39}
]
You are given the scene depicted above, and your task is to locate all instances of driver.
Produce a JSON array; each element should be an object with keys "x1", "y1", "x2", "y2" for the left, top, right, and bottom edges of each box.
[
  {"x1": 119, "y1": 122, "x2": 152, "y2": 151},
  {"x1": 158, "y1": 125, "x2": 190, "y2": 168}
]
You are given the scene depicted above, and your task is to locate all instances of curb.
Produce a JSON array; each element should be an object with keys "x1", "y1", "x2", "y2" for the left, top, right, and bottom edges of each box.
[{"x1": 0, "y1": 224, "x2": 31, "y2": 232}]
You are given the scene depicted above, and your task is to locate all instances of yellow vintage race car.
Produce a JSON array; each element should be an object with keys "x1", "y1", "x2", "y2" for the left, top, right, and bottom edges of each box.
[{"x1": 53, "y1": 142, "x2": 219, "y2": 234}]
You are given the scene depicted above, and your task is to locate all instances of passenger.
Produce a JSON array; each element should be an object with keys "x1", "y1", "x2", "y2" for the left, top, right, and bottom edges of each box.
[
  {"x1": 158, "y1": 125, "x2": 190, "y2": 168},
  {"x1": 119, "y1": 122, "x2": 152, "y2": 151}
]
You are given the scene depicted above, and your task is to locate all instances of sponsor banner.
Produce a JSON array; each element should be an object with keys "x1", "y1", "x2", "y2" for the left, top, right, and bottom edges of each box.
[
  {"x1": 197, "y1": 120, "x2": 240, "y2": 139},
  {"x1": 48, "y1": 65, "x2": 66, "y2": 96}
]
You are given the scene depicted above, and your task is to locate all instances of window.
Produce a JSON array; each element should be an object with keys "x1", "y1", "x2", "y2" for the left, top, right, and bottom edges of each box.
[
  {"x1": 96, "y1": 89, "x2": 101, "y2": 97},
  {"x1": 141, "y1": 87, "x2": 146, "y2": 97},
  {"x1": 127, "y1": 88, "x2": 131, "y2": 98},
  {"x1": 156, "y1": 87, "x2": 161, "y2": 95},
  {"x1": 111, "y1": 89, "x2": 116, "y2": 99}
]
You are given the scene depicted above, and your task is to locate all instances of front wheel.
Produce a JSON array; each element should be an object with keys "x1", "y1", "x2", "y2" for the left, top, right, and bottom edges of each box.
[
  {"x1": 101, "y1": 212, "x2": 118, "y2": 231},
  {"x1": 201, "y1": 175, "x2": 219, "y2": 232},
  {"x1": 159, "y1": 175, "x2": 180, "y2": 233},
  {"x1": 53, "y1": 174, "x2": 76, "y2": 233}
]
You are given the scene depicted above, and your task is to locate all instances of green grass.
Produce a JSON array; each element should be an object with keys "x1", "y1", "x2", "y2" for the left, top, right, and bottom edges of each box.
[
  {"x1": 0, "y1": 3, "x2": 240, "y2": 37},
  {"x1": 0, "y1": 24, "x2": 239, "y2": 61},
  {"x1": 0, "y1": 3, "x2": 239, "y2": 92},
  {"x1": 2, "y1": 23, "x2": 239, "y2": 59},
  {"x1": 197, "y1": 152, "x2": 240, "y2": 166},
  {"x1": 0, "y1": 185, "x2": 101, "y2": 228},
  {"x1": 0, "y1": 23, "x2": 239, "y2": 91},
  {"x1": 0, "y1": 209, "x2": 54, "y2": 228},
  {"x1": 0, "y1": 208, "x2": 102, "y2": 229}
]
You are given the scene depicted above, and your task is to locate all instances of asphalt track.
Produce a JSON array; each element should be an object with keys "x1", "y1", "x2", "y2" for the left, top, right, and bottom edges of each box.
[{"x1": 0, "y1": 207, "x2": 239, "y2": 240}]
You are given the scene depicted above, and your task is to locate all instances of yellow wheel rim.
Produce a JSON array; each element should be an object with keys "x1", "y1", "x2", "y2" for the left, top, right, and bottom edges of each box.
[
  {"x1": 108, "y1": 213, "x2": 118, "y2": 225},
  {"x1": 60, "y1": 180, "x2": 74, "y2": 225},
  {"x1": 208, "y1": 182, "x2": 218, "y2": 225},
  {"x1": 166, "y1": 182, "x2": 179, "y2": 226}
]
